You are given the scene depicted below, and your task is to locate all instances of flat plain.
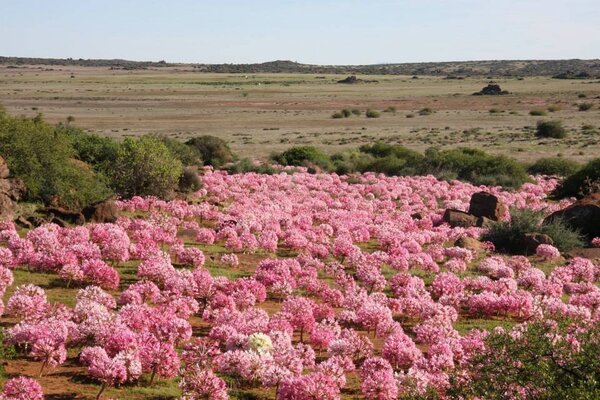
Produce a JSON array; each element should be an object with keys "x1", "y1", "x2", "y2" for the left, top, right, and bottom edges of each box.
[{"x1": 1, "y1": 64, "x2": 599, "y2": 162}]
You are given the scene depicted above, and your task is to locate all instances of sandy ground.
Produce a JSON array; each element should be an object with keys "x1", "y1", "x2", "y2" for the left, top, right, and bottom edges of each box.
[{"x1": 1, "y1": 65, "x2": 599, "y2": 162}]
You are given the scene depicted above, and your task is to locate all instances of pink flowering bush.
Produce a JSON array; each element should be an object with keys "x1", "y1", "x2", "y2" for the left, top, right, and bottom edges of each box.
[
  {"x1": 536, "y1": 244, "x2": 561, "y2": 260},
  {"x1": 0, "y1": 377, "x2": 44, "y2": 400},
  {"x1": 0, "y1": 170, "x2": 596, "y2": 399}
]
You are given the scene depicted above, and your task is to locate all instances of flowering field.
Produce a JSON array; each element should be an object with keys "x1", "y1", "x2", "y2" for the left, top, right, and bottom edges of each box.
[{"x1": 1, "y1": 169, "x2": 599, "y2": 399}]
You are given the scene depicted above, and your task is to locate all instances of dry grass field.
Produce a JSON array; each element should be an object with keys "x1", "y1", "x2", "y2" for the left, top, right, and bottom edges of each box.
[{"x1": 1, "y1": 64, "x2": 599, "y2": 162}]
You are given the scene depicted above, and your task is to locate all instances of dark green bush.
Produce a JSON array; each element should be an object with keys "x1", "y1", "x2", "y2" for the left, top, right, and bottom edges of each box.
[
  {"x1": 530, "y1": 109, "x2": 547, "y2": 116},
  {"x1": 481, "y1": 208, "x2": 583, "y2": 254},
  {"x1": 107, "y1": 136, "x2": 183, "y2": 198},
  {"x1": 547, "y1": 105, "x2": 561, "y2": 112},
  {"x1": 341, "y1": 109, "x2": 352, "y2": 117},
  {"x1": 365, "y1": 110, "x2": 381, "y2": 118},
  {"x1": 528, "y1": 157, "x2": 580, "y2": 176},
  {"x1": 226, "y1": 158, "x2": 277, "y2": 175},
  {"x1": 448, "y1": 317, "x2": 600, "y2": 400},
  {"x1": 423, "y1": 147, "x2": 530, "y2": 189},
  {"x1": 272, "y1": 146, "x2": 331, "y2": 169},
  {"x1": 553, "y1": 158, "x2": 600, "y2": 198},
  {"x1": 61, "y1": 125, "x2": 120, "y2": 170},
  {"x1": 418, "y1": 107, "x2": 433, "y2": 115},
  {"x1": 178, "y1": 166, "x2": 202, "y2": 192},
  {"x1": 0, "y1": 110, "x2": 113, "y2": 209},
  {"x1": 351, "y1": 109, "x2": 361, "y2": 116},
  {"x1": 578, "y1": 102, "x2": 593, "y2": 111},
  {"x1": 536, "y1": 120, "x2": 567, "y2": 139},
  {"x1": 331, "y1": 112, "x2": 343, "y2": 119},
  {"x1": 151, "y1": 134, "x2": 202, "y2": 166},
  {"x1": 185, "y1": 135, "x2": 234, "y2": 167},
  {"x1": 0, "y1": 328, "x2": 17, "y2": 379}
]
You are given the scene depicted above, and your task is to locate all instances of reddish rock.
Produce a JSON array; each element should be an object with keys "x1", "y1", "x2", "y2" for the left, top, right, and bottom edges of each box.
[
  {"x1": 523, "y1": 233, "x2": 554, "y2": 254},
  {"x1": 455, "y1": 236, "x2": 482, "y2": 250},
  {"x1": 468, "y1": 192, "x2": 507, "y2": 221},
  {"x1": 38, "y1": 207, "x2": 85, "y2": 226},
  {"x1": 82, "y1": 199, "x2": 120, "y2": 223},
  {"x1": 544, "y1": 193, "x2": 600, "y2": 239},
  {"x1": 443, "y1": 209, "x2": 480, "y2": 228}
]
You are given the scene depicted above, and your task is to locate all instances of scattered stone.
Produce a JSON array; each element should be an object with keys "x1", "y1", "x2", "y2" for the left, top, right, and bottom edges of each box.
[
  {"x1": 567, "y1": 248, "x2": 600, "y2": 261},
  {"x1": 544, "y1": 193, "x2": 600, "y2": 239},
  {"x1": 469, "y1": 192, "x2": 507, "y2": 221},
  {"x1": 82, "y1": 199, "x2": 120, "y2": 223},
  {"x1": 337, "y1": 75, "x2": 362, "y2": 84},
  {"x1": 443, "y1": 209, "x2": 480, "y2": 228},
  {"x1": 411, "y1": 212, "x2": 423, "y2": 220},
  {"x1": 455, "y1": 236, "x2": 482, "y2": 250},
  {"x1": 0, "y1": 156, "x2": 26, "y2": 220},
  {"x1": 523, "y1": 233, "x2": 554, "y2": 254},
  {"x1": 473, "y1": 83, "x2": 509, "y2": 96},
  {"x1": 14, "y1": 216, "x2": 34, "y2": 230},
  {"x1": 38, "y1": 207, "x2": 85, "y2": 226},
  {"x1": 0, "y1": 157, "x2": 9, "y2": 179}
]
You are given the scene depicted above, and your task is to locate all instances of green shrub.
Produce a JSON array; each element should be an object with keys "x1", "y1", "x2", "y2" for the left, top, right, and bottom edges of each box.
[
  {"x1": 528, "y1": 157, "x2": 580, "y2": 176},
  {"x1": 481, "y1": 208, "x2": 583, "y2": 254},
  {"x1": 341, "y1": 109, "x2": 352, "y2": 117},
  {"x1": 107, "y1": 136, "x2": 183, "y2": 199},
  {"x1": 448, "y1": 317, "x2": 600, "y2": 400},
  {"x1": 383, "y1": 106, "x2": 397, "y2": 113},
  {"x1": 151, "y1": 134, "x2": 202, "y2": 166},
  {"x1": 226, "y1": 158, "x2": 277, "y2": 175},
  {"x1": 0, "y1": 328, "x2": 17, "y2": 380},
  {"x1": 365, "y1": 110, "x2": 381, "y2": 118},
  {"x1": 536, "y1": 120, "x2": 567, "y2": 139},
  {"x1": 529, "y1": 109, "x2": 547, "y2": 116},
  {"x1": 553, "y1": 158, "x2": 600, "y2": 198},
  {"x1": 418, "y1": 107, "x2": 433, "y2": 116},
  {"x1": 423, "y1": 147, "x2": 530, "y2": 189},
  {"x1": 271, "y1": 146, "x2": 331, "y2": 169},
  {"x1": 488, "y1": 108, "x2": 503, "y2": 114},
  {"x1": 185, "y1": 135, "x2": 234, "y2": 167},
  {"x1": 331, "y1": 111, "x2": 343, "y2": 119},
  {"x1": 351, "y1": 109, "x2": 361, "y2": 116},
  {"x1": 61, "y1": 125, "x2": 120, "y2": 170},
  {"x1": 547, "y1": 105, "x2": 561, "y2": 112},
  {"x1": 578, "y1": 102, "x2": 593, "y2": 111},
  {"x1": 0, "y1": 110, "x2": 113, "y2": 209},
  {"x1": 178, "y1": 166, "x2": 202, "y2": 192}
]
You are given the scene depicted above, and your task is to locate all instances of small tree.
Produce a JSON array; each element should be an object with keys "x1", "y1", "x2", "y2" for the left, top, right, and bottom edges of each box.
[
  {"x1": 185, "y1": 135, "x2": 234, "y2": 167},
  {"x1": 108, "y1": 137, "x2": 183, "y2": 199},
  {"x1": 536, "y1": 120, "x2": 567, "y2": 139}
]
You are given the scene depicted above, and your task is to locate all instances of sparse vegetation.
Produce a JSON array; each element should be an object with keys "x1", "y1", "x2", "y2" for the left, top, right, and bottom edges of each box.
[
  {"x1": 536, "y1": 120, "x2": 567, "y2": 139},
  {"x1": 578, "y1": 102, "x2": 593, "y2": 111},
  {"x1": 365, "y1": 109, "x2": 381, "y2": 118},
  {"x1": 482, "y1": 208, "x2": 583, "y2": 254},
  {"x1": 0, "y1": 110, "x2": 113, "y2": 209},
  {"x1": 553, "y1": 158, "x2": 600, "y2": 198},
  {"x1": 271, "y1": 146, "x2": 331, "y2": 169},
  {"x1": 527, "y1": 157, "x2": 580, "y2": 176},
  {"x1": 107, "y1": 136, "x2": 183, "y2": 199},
  {"x1": 185, "y1": 135, "x2": 234, "y2": 167},
  {"x1": 529, "y1": 109, "x2": 547, "y2": 116}
]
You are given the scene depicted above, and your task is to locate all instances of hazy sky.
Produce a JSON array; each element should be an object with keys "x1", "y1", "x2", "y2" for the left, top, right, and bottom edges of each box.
[{"x1": 1, "y1": 0, "x2": 599, "y2": 64}]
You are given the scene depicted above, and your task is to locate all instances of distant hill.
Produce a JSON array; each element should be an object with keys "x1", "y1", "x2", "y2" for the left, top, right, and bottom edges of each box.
[{"x1": 1, "y1": 56, "x2": 600, "y2": 77}]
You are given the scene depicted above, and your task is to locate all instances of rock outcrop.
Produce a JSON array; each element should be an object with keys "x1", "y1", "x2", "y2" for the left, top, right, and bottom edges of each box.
[
  {"x1": 473, "y1": 84, "x2": 509, "y2": 96},
  {"x1": 544, "y1": 193, "x2": 600, "y2": 240},
  {"x1": 468, "y1": 192, "x2": 507, "y2": 221},
  {"x1": 443, "y1": 209, "x2": 480, "y2": 228},
  {"x1": 82, "y1": 199, "x2": 120, "y2": 223},
  {"x1": 0, "y1": 156, "x2": 25, "y2": 220}
]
